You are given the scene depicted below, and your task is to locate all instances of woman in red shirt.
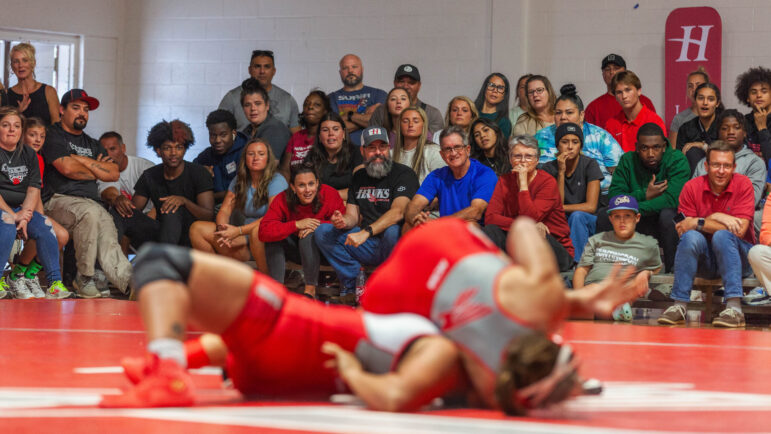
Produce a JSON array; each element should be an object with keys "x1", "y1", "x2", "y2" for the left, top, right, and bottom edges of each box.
[{"x1": 258, "y1": 163, "x2": 345, "y2": 298}]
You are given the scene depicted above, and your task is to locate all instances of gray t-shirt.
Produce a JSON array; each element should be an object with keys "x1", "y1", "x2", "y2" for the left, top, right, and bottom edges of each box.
[
  {"x1": 579, "y1": 231, "x2": 662, "y2": 285},
  {"x1": 218, "y1": 83, "x2": 300, "y2": 131},
  {"x1": 670, "y1": 109, "x2": 697, "y2": 137},
  {"x1": 368, "y1": 98, "x2": 444, "y2": 133},
  {"x1": 540, "y1": 154, "x2": 604, "y2": 205}
]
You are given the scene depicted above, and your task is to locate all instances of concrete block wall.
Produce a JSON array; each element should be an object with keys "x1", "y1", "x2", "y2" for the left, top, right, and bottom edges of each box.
[
  {"x1": 121, "y1": 0, "x2": 494, "y2": 161},
  {"x1": 493, "y1": 0, "x2": 771, "y2": 128}
]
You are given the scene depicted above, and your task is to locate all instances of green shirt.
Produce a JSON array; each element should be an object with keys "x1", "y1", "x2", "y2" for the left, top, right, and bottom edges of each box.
[
  {"x1": 607, "y1": 146, "x2": 690, "y2": 215},
  {"x1": 579, "y1": 231, "x2": 662, "y2": 285}
]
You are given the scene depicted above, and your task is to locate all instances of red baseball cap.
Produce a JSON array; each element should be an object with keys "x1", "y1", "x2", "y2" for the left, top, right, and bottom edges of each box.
[{"x1": 61, "y1": 89, "x2": 100, "y2": 110}]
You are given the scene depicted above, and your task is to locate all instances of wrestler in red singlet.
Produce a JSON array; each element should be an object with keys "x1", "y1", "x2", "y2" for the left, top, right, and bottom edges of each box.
[
  {"x1": 221, "y1": 271, "x2": 441, "y2": 397},
  {"x1": 360, "y1": 217, "x2": 533, "y2": 386}
]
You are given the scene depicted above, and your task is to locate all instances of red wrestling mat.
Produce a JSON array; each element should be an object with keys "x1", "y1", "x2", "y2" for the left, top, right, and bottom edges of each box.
[{"x1": 1, "y1": 299, "x2": 771, "y2": 433}]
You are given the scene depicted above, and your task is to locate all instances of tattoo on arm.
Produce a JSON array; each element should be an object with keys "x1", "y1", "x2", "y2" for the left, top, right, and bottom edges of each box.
[{"x1": 90, "y1": 162, "x2": 111, "y2": 175}]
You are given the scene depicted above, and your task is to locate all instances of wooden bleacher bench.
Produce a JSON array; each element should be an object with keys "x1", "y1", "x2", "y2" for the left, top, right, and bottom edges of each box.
[{"x1": 642, "y1": 274, "x2": 766, "y2": 320}]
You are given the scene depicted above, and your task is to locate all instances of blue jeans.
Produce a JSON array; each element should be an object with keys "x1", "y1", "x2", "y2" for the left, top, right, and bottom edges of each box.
[
  {"x1": 671, "y1": 230, "x2": 753, "y2": 302},
  {"x1": 315, "y1": 223, "x2": 400, "y2": 290},
  {"x1": 0, "y1": 209, "x2": 62, "y2": 282},
  {"x1": 568, "y1": 211, "x2": 596, "y2": 262}
]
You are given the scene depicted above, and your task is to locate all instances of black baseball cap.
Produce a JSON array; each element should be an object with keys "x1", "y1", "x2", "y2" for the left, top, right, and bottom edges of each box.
[
  {"x1": 61, "y1": 89, "x2": 100, "y2": 110},
  {"x1": 394, "y1": 64, "x2": 420, "y2": 82},
  {"x1": 601, "y1": 54, "x2": 626, "y2": 70}
]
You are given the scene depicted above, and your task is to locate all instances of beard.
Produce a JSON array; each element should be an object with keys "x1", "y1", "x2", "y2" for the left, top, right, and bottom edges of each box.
[
  {"x1": 365, "y1": 155, "x2": 392, "y2": 178},
  {"x1": 72, "y1": 117, "x2": 88, "y2": 131},
  {"x1": 343, "y1": 74, "x2": 362, "y2": 87}
]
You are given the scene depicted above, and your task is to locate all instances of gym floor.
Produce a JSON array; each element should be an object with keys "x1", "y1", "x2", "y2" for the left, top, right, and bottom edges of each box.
[{"x1": 1, "y1": 299, "x2": 770, "y2": 433}]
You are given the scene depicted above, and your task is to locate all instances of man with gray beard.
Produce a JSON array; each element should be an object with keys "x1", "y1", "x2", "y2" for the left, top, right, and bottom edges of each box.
[{"x1": 315, "y1": 127, "x2": 418, "y2": 304}]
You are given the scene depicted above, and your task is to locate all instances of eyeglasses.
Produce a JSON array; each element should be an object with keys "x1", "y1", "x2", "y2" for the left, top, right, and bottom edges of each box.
[
  {"x1": 708, "y1": 162, "x2": 734, "y2": 170},
  {"x1": 527, "y1": 87, "x2": 546, "y2": 96},
  {"x1": 486, "y1": 82, "x2": 506, "y2": 94},
  {"x1": 440, "y1": 144, "x2": 468, "y2": 154},
  {"x1": 511, "y1": 154, "x2": 537, "y2": 161}
]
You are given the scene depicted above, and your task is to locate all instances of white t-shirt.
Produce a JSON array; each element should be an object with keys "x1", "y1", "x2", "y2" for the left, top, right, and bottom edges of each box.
[
  {"x1": 97, "y1": 155, "x2": 155, "y2": 213},
  {"x1": 397, "y1": 144, "x2": 446, "y2": 184}
]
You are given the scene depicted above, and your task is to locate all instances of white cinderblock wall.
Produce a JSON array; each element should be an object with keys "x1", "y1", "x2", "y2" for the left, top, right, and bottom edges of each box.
[
  {"x1": 5, "y1": 0, "x2": 771, "y2": 160},
  {"x1": 121, "y1": 0, "x2": 494, "y2": 161}
]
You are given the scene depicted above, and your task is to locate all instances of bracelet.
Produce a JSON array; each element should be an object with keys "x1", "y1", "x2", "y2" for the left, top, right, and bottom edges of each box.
[{"x1": 238, "y1": 226, "x2": 243, "y2": 235}]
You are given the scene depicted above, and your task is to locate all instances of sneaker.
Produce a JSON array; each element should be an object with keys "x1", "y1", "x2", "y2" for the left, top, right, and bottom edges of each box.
[
  {"x1": 657, "y1": 304, "x2": 686, "y2": 325},
  {"x1": 8, "y1": 276, "x2": 35, "y2": 300},
  {"x1": 25, "y1": 276, "x2": 45, "y2": 299},
  {"x1": 99, "y1": 355, "x2": 194, "y2": 408},
  {"x1": 94, "y1": 270, "x2": 110, "y2": 297},
  {"x1": 712, "y1": 308, "x2": 746, "y2": 328},
  {"x1": 612, "y1": 302, "x2": 633, "y2": 322},
  {"x1": 121, "y1": 355, "x2": 152, "y2": 385},
  {"x1": 46, "y1": 280, "x2": 73, "y2": 299},
  {"x1": 0, "y1": 277, "x2": 10, "y2": 299},
  {"x1": 73, "y1": 274, "x2": 101, "y2": 299},
  {"x1": 743, "y1": 287, "x2": 768, "y2": 305}
]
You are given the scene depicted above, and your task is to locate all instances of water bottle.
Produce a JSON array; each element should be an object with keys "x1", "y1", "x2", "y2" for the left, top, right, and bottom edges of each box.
[{"x1": 355, "y1": 267, "x2": 367, "y2": 303}]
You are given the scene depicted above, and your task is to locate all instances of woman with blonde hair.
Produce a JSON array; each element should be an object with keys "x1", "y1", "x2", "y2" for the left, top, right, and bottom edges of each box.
[
  {"x1": 513, "y1": 74, "x2": 556, "y2": 136},
  {"x1": 7, "y1": 43, "x2": 60, "y2": 125},
  {"x1": 393, "y1": 106, "x2": 445, "y2": 183},
  {"x1": 190, "y1": 138, "x2": 287, "y2": 272},
  {"x1": 432, "y1": 96, "x2": 479, "y2": 143}
]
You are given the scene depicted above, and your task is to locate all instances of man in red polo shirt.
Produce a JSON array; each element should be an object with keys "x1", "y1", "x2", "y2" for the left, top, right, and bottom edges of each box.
[
  {"x1": 584, "y1": 54, "x2": 656, "y2": 129},
  {"x1": 658, "y1": 140, "x2": 755, "y2": 328},
  {"x1": 482, "y1": 135, "x2": 574, "y2": 271},
  {"x1": 604, "y1": 70, "x2": 666, "y2": 153}
]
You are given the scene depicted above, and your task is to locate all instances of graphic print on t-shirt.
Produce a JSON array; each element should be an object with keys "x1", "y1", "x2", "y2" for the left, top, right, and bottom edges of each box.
[
  {"x1": 336, "y1": 93, "x2": 373, "y2": 115},
  {"x1": 355, "y1": 186, "x2": 391, "y2": 203},
  {"x1": 1, "y1": 163, "x2": 28, "y2": 185},
  {"x1": 595, "y1": 247, "x2": 640, "y2": 266},
  {"x1": 69, "y1": 141, "x2": 94, "y2": 157}
]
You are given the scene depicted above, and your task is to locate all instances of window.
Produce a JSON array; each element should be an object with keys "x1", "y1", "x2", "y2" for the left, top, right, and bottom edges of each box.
[{"x1": 0, "y1": 29, "x2": 80, "y2": 100}]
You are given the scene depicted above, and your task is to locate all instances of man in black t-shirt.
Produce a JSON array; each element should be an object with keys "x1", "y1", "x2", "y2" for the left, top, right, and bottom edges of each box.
[
  {"x1": 128, "y1": 121, "x2": 214, "y2": 246},
  {"x1": 42, "y1": 89, "x2": 132, "y2": 298},
  {"x1": 315, "y1": 127, "x2": 418, "y2": 303}
]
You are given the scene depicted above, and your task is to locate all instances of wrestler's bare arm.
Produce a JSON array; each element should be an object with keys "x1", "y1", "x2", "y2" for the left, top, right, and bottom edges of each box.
[{"x1": 323, "y1": 335, "x2": 464, "y2": 412}]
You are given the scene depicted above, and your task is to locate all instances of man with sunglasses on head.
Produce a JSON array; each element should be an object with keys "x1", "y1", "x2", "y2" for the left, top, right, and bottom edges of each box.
[
  {"x1": 596, "y1": 123, "x2": 689, "y2": 273},
  {"x1": 658, "y1": 140, "x2": 755, "y2": 328},
  {"x1": 403, "y1": 126, "x2": 497, "y2": 233},
  {"x1": 218, "y1": 50, "x2": 300, "y2": 132}
]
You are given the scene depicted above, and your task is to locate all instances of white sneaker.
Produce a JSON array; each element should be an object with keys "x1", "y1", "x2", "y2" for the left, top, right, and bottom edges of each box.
[
  {"x1": 8, "y1": 277, "x2": 34, "y2": 299},
  {"x1": 25, "y1": 276, "x2": 45, "y2": 299}
]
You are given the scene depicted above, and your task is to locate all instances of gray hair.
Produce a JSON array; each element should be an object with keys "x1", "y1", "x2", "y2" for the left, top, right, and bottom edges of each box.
[
  {"x1": 439, "y1": 125, "x2": 468, "y2": 147},
  {"x1": 508, "y1": 134, "x2": 540, "y2": 157}
]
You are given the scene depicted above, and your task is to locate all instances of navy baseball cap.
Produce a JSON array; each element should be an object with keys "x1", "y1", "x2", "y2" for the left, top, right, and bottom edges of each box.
[{"x1": 607, "y1": 194, "x2": 639, "y2": 214}]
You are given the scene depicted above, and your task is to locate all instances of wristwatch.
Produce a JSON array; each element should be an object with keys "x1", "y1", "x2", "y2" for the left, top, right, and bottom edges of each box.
[
  {"x1": 347, "y1": 111, "x2": 354, "y2": 122},
  {"x1": 364, "y1": 225, "x2": 374, "y2": 237},
  {"x1": 696, "y1": 218, "x2": 705, "y2": 231}
]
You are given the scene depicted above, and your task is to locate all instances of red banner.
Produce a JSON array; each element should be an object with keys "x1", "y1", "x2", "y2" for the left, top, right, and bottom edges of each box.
[{"x1": 664, "y1": 7, "x2": 722, "y2": 128}]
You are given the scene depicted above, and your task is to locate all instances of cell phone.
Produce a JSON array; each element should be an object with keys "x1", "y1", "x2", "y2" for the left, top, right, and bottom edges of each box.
[
  {"x1": 672, "y1": 212, "x2": 687, "y2": 224},
  {"x1": 654, "y1": 179, "x2": 666, "y2": 185}
]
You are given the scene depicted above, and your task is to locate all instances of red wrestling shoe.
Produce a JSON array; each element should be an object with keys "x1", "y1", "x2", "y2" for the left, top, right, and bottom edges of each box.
[
  {"x1": 121, "y1": 355, "x2": 151, "y2": 385},
  {"x1": 100, "y1": 355, "x2": 194, "y2": 408}
]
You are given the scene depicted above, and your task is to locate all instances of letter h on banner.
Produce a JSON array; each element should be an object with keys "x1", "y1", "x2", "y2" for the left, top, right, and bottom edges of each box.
[{"x1": 664, "y1": 7, "x2": 722, "y2": 129}]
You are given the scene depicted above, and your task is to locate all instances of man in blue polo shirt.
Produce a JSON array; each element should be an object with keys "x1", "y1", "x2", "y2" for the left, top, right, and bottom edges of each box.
[
  {"x1": 193, "y1": 109, "x2": 247, "y2": 205},
  {"x1": 403, "y1": 126, "x2": 498, "y2": 232}
]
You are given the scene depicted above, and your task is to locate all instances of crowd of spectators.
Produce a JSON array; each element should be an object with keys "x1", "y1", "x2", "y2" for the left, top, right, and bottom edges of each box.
[{"x1": 6, "y1": 42, "x2": 771, "y2": 330}]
